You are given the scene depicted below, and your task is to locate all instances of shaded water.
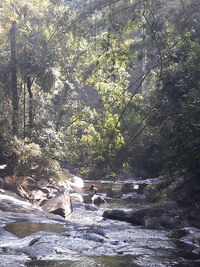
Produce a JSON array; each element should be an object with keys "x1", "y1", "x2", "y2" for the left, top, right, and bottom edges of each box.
[
  {"x1": 26, "y1": 255, "x2": 140, "y2": 267},
  {"x1": 4, "y1": 222, "x2": 66, "y2": 238}
]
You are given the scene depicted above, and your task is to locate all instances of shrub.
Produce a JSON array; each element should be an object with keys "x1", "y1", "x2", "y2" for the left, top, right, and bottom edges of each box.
[{"x1": 2, "y1": 136, "x2": 65, "y2": 181}]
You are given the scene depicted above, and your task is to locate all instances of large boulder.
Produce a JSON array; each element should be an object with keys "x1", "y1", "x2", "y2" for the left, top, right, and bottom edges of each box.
[
  {"x1": 41, "y1": 193, "x2": 72, "y2": 218},
  {"x1": 103, "y1": 209, "x2": 130, "y2": 222},
  {"x1": 103, "y1": 200, "x2": 184, "y2": 229},
  {"x1": 0, "y1": 190, "x2": 38, "y2": 213}
]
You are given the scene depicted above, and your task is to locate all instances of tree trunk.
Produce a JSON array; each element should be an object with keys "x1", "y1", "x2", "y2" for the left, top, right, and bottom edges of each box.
[
  {"x1": 10, "y1": 21, "x2": 19, "y2": 136},
  {"x1": 56, "y1": 84, "x2": 68, "y2": 132},
  {"x1": 27, "y1": 76, "x2": 33, "y2": 138},
  {"x1": 23, "y1": 77, "x2": 26, "y2": 138},
  {"x1": 141, "y1": 16, "x2": 148, "y2": 94}
]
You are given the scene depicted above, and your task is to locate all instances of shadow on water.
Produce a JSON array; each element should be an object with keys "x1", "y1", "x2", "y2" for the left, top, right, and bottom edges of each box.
[
  {"x1": 25, "y1": 255, "x2": 140, "y2": 267},
  {"x1": 4, "y1": 222, "x2": 66, "y2": 238},
  {"x1": 106, "y1": 197, "x2": 137, "y2": 209}
]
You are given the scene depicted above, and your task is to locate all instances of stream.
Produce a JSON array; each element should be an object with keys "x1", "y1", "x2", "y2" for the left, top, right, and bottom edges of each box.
[{"x1": 1, "y1": 180, "x2": 200, "y2": 267}]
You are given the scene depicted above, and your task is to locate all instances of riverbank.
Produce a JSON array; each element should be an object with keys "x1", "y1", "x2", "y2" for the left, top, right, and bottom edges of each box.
[{"x1": 0, "y1": 174, "x2": 200, "y2": 266}]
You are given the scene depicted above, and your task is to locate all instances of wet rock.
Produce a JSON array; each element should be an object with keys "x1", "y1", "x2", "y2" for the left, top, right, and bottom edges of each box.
[
  {"x1": 9, "y1": 234, "x2": 109, "y2": 259},
  {"x1": 145, "y1": 215, "x2": 186, "y2": 230},
  {"x1": 72, "y1": 201, "x2": 98, "y2": 211},
  {"x1": 91, "y1": 195, "x2": 106, "y2": 205},
  {"x1": 103, "y1": 209, "x2": 130, "y2": 222},
  {"x1": 106, "y1": 189, "x2": 122, "y2": 198},
  {"x1": 81, "y1": 233, "x2": 104, "y2": 243},
  {"x1": 180, "y1": 232, "x2": 200, "y2": 246},
  {"x1": 41, "y1": 193, "x2": 72, "y2": 218},
  {"x1": 179, "y1": 227, "x2": 200, "y2": 236},
  {"x1": 28, "y1": 237, "x2": 41, "y2": 246},
  {"x1": 127, "y1": 201, "x2": 179, "y2": 226},
  {"x1": 84, "y1": 203, "x2": 98, "y2": 211},
  {"x1": 88, "y1": 227, "x2": 106, "y2": 237},
  {"x1": 103, "y1": 200, "x2": 182, "y2": 229}
]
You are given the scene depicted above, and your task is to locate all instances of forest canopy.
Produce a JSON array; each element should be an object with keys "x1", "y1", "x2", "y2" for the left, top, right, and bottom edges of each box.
[{"x1": 0, "y1": 0, "x2": 199, "y2": 183}]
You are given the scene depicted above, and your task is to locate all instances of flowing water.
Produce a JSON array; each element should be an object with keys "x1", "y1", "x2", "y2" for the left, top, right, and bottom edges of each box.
[{"x1": 2, "y1": 180, "x2": 200, "y2": 267}]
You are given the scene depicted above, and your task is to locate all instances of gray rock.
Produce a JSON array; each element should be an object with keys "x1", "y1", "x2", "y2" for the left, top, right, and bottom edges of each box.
[
  {"x1": 88, "y1": 227, "x2": 106, "y2": 237},
  {"x1": 103, "y1": 209, "x2": 129, "y2": 222},
  {"x1": 103, "y1": 200, "x2": 182, "y2": 229},
  {"x1": 181, "y1": 232, "x2": 200, "y2": 246},
  {"x1": 106, "y1": 189, "x2": 122, "y2": 198},
  {"x1": 91, "y1": 195, "x2": 106, "y2": 205},
  {"x1": 41, "y1": 193, "x2": 72, "y2": 218},
  {"x1": 84, "y1": 203, "x2": 98, "y2": 211},
  {"x1": 72, "y1": 201, "x2": 98, "y2": 211},
  {"x1": 0, "y1": 254, "x2": 30, "y2": 267},
  {"x1": 179, "y1": 227, "x2": 200, "y2": 235}
]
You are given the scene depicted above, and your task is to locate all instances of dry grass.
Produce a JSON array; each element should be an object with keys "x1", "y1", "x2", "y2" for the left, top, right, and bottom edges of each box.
[{"x1": 4, "y1": 175, "x2": 30, "y2": 189}]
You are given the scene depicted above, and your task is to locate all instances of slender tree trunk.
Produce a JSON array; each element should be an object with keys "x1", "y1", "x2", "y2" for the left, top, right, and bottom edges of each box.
[
  {"x1": 141, "y1": 16, "x2": 147, "y2": 94},
  {"x1": 56, "y1": 84, "x2": 68, "y2": 132},
  {"x1": 10, "y1": 21, "x2": 19, "y2": 136},
  {"x1": 27, "y1": 76, "x2": 33, "y2": 138},
  {"x1": 23, "y1": 77, "x2": 26, "y2": 138},
  {"x1": 56, "y1": 110, "x2": 64, "y2": 133}
]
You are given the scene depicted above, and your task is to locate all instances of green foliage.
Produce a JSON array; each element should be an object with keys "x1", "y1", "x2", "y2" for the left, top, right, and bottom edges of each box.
[
  {"x1": 0, "y1": 0, "x2": 199, "y2": 184},
  {"x1": 4, "y1": 136, "x2": 65, "y2": 180},
  {"x1": 144, "y1": 1, "x2": 200, "y2": 181}
]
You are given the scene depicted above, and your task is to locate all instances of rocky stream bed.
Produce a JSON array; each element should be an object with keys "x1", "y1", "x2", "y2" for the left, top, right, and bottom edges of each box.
[{"x1": 0, "y1": 176, "x2": 200, "y2": 267}]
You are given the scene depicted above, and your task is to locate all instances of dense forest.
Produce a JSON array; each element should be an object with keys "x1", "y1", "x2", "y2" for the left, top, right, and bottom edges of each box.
[{"x1": 0, "y1": 0, "x2": 199, "y2": 186}]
